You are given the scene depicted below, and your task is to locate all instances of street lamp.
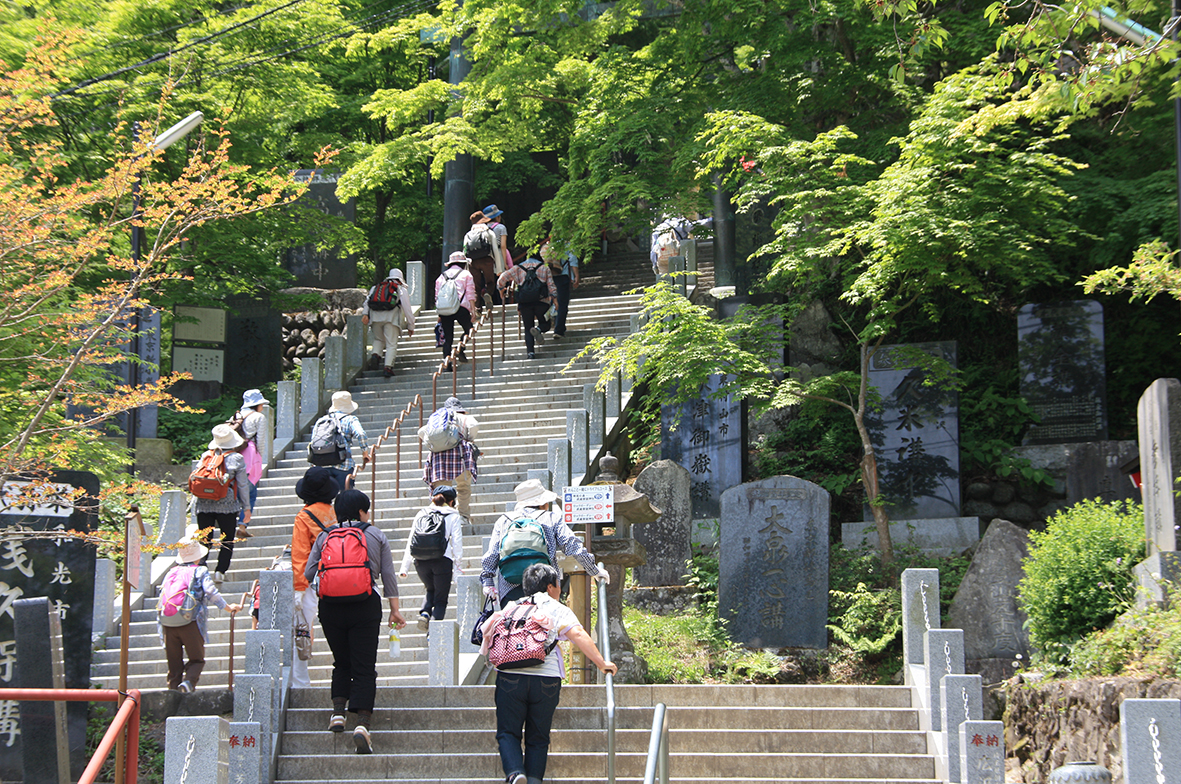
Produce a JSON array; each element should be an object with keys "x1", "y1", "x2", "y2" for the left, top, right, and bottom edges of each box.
[{"x1": 125, "y1": 111, "x2": 203, "y2": 470}]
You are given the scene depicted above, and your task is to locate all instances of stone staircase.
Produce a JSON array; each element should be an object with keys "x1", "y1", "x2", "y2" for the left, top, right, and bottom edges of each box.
[
  {"x1": 90, "y1": 288, "x2": 645, "y2": 692},
  {"x1": 278, "y1": 684, "x2": 939, "y2": 784}
]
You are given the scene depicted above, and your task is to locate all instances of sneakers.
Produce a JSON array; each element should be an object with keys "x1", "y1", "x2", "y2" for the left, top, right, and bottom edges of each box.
[
  {"x1": 552, "y1": 333, "x2": 562, "y2": 341},
  {"x1": 527, "y1": 351, "x2": 536, "y2": 359},
  {"x1": 383, "y1": 366, "x2": 394, "y2": 379},
  {"x1": 212, "y1": 571, "x2": 225, "y2": 585},
  {"x1": 367, "y1": 353, "x2": 382, "y2": 372},
  {"x1": 235, "y1": 525, "x2": 252, "y2": 539},
  {"x1": 329, "y1": 714, "x2": 346, "y2": 732},
  {"x1": 458, "y1": 350, "x2": 468, "y2": 363},
  {"x1": 483, "y1": 292, "x2": 494, "y2": 309},
  {"x1": 530, "y1": 326, "x2": 544, "y2": 343},
  {"x1": 508, "y1": 773, "x2": 526, "y2": 784},
  {"x1": 178, "y1": 680, "x2": 193, "y2": 694},
  {"x1": 417, "y1": 612, "x2": 431, "y2": 632},
  {"x1": 353, "y1": 725, "x2": 372, "y2": 754}
]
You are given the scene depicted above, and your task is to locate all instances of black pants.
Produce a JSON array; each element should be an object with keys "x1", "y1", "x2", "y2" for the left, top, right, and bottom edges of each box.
[
  {"x1": 440, "y1": 307, "x2": 473, "y2": 359},
  {"x1": 518, "y1": 302, "x2": 550, "y2": 352},
  {"x1": 495, "y1": 672, "x2": 562, "y2": 781},
  {"x1": 414, "y1": 557, "x2": 454, "y2": 620},
  {"x1": 552, "y1": 274, "x2": 571, "y2": 336},
  {"x1": 319, "y1": 591, "x2": 382, "y2": 713},
  {"x1": 197, "y1": 511, "x2": 238, "y2": 574}
]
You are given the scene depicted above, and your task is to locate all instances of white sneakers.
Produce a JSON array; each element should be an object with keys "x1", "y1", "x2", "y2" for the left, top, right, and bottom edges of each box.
[
  {"x1": 353, "y1": 725, "x2": 372, "y2": 754},
  {"x1": 213, "y1": 571, "x2": 225, "y2": 585},
  {"x1": 329, "y1": 714, "x2": 346, "y2": 732}
]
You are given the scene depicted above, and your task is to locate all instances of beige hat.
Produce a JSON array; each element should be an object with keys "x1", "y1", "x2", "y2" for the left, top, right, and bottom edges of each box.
[
  {"x1": 175, "y1": 529, "x2": 209, "y2": 564},
  {"x1": 514, "y1": 478, "x2": 559, "y2": 509},
  {"x1": 208, "y1": 423, "x2": 245, "y2": 450},
  {"x1": 330, "y1": 390, "x2": 358, "y2": 414}
]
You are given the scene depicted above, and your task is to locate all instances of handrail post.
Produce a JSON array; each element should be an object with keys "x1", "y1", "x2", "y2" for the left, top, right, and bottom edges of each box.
[
  {"x1": 396, "y1": 429, "x2": 403, "y2": 498},
  {"x1": 471, "y1": 318, "x2": 477, "y2": 398},
  {"x1": 643, "y1": 703, "x2": 669, "y2": 784},
  {"x1": 371, "y1": 443, "x2": 379, "y2": 499},
  {"x1": 501, "y1": 301, "x2": 506, "y2": 360},
  {"x1": 489, "y1": 306, "x2": 495, "y2": 377},
  {"x1": 597, "y1": 562, "x2": 615, "y2": 784},
  {"x1": 418, "y1": 397, "x2": 424, "y2": 468}
]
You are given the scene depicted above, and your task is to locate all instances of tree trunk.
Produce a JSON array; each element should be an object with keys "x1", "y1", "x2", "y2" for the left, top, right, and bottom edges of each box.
[{"x1": 857, "y1": 341, "x2": 893, "y2": 567}]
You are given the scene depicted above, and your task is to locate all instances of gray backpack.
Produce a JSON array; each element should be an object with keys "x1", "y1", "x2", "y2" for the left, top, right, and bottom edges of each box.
[{"x1": 307, "y1": 413, "x2": 348, "y2": 466}]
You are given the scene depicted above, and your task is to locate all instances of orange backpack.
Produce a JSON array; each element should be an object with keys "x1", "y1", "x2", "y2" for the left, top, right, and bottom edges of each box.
[{"x1": 188, "y1": 451, "x2": 230, "y2": 501}]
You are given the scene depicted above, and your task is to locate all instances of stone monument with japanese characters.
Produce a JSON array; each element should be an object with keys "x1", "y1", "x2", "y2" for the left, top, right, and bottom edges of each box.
[
  {"x1": 284, "y1": 169, "x2": 358, "y2": 289},
  {"x1": 718, "y1": 476, "x2": 828, "y2": 648}
]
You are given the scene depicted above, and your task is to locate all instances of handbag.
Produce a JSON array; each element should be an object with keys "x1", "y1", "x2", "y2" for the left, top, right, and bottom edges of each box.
[
  {"x1": 470, "y1": 595, "x2": 495, "y2": 646},
  {"x1": 434, "y1": 320, "x2": 446, "y2": 348}
]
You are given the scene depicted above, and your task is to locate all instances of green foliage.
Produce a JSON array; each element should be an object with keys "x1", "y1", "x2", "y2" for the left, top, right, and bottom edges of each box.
[
  {"x1": 1018, "y1": 500, "x2": 1145, "y2": 658},
  {"x1": 827, "y1": 582, "x2": 902, "y2": 655},
  {"x1": 754, "y1": 400, "x2": 862, "y2": 499},
  {"x1": 158, "y1": 384, "x2": 278, "y2": 464},
  {"x1": 88, "y1": 705, "x2": 165, "y2": 784},
  {"x1": 958, "y1": 385, "x2": 1050, "y2": 486},
  {"x1": 684, "y1": 546, "x2": 721, "y2": 616},
  {"x1": 1069, "y1": 597, "x2": 1181, "y2": 678}
]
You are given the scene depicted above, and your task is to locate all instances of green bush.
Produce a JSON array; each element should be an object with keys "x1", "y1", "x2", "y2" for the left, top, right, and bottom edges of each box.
[
  {"x1": 827, "y1": 582, "x2": 902, "y2": 656},
  {"x1": 1070, "y1": 597, "x2": 1181, "y2": 677},
  {"x1": 1018, "y1": 499, "x2": 1145, "y2": 657}
]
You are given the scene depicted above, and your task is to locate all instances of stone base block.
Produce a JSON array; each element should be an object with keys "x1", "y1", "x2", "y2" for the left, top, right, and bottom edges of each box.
[
  {"x1": 841, "y1": 517, "x2": 981, "y2": 557},
  {"x1": 967, "y1": 657, "x2": 1021, "y2": 686},
  {"x1": 623, "y1": 585, "x2": 698, "y2": 615},
  {"x1": 1134, "y1": 551, "x2": 1181, "y2": 609}
]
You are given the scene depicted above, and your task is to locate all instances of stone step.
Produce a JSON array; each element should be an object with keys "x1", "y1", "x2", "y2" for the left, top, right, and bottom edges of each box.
[{"x1": 279, "y1": 780, "x2": 938, "y2": 784}]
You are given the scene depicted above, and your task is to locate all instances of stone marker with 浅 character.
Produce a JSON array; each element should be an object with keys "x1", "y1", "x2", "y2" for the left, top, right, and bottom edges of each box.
[
  {"x1": 718, "y1": 476, "x2": 828, "y2": 649},
  {"x1": 662, "y1": 374, "x2": 746, "y2": 521},
  {"x1": 948, "y1": 519, "x2": 1031, "y2": 683},
  {"x1": 1018, "y1": 301, "x2": 1107, "y2": 445},
  {"x1": 866, "y1": 341, "x2": 960, "y2": 520},
  {"x1": 1121, "y1": 698, "x2": 1181, "y2": 783},
  {"x1": 632, "y1": 460, "x2": 692, "y2": 587}
]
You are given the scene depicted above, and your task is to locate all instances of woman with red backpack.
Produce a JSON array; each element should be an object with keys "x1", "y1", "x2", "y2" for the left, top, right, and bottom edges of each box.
[{"x1": 304, "y1": 489, "x2": 406, "y2": 754}]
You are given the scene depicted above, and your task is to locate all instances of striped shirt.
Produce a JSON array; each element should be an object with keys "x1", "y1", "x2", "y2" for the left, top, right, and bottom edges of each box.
[
  {"x1": 480, "y1": 508, "x2": 598, "y2": 598},
  {"x1": 326, "y1": 410, "x2": 369, "y2": 473}
]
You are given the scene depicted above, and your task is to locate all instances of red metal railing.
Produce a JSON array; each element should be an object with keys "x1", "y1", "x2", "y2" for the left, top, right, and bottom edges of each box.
[{"x1": 0, "y1": 688, "x2": 141, "y2": 784}]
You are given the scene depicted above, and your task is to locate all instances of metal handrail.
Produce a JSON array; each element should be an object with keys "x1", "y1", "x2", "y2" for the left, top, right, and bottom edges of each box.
[
  {"x1": 430, "y1": 304, "x2": 496, "y2": 410},
  {"x1": 0, "y1": 688, "x2": 141, "y2": 784},
  {"x1": 642, "y1": 703, "x2": 670, "y2": 784},
  {"x1": 596, "y1": 561, "x2": 615, "y2": 784},
  {"x1": 368, "y1": 394, "x2": 424, "y2": 500}
]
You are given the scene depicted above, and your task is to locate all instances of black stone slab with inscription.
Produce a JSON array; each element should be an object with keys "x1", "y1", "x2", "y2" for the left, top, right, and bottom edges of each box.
[
  {"x1": 866, "y1": 342, "x2": 960, "y2": 520},
  {"x1": 284, "y1": 169, "x2": 358, "y2": 289},
  {"x1": 660, "y1": 374, "x2": 746, "y2": 519},
  {"x1": 1067, "y1": 441, "x2": 1141, "y2": 507},
  {"x1": 1018, "y1": 301, "x2": 1107, "y2": 445},
  {"x1": 224, "y1": 295, "x2": 283, "y2": 387},
  {"x1": 0, "y1": 470, "x2": 98, "y2": 781},
  {"x1": 719, "y1": 477, "x2": 829, "y2": 649}
]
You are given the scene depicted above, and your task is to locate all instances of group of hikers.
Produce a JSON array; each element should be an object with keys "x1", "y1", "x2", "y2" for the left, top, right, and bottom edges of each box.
[
  {"x1": 160, "y1": 374, "x2": 616, "y2": 779},
  {"x1": 361, "y1": 204, "x2": 582, "y2": 376}
]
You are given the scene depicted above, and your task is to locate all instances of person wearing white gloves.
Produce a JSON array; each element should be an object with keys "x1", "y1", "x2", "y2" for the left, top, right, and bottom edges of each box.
[{"x1": 480, "y1": 478, "x2": 610, "y2": 608}]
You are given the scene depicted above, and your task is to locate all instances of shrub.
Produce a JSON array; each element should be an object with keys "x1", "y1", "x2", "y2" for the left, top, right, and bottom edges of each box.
[
  {"x1": 827, "y1": 582, "x2": 902, "y2": 656},
  {"x1": 1018, "y1": 499, "x2": 1145, "y2": 657}
]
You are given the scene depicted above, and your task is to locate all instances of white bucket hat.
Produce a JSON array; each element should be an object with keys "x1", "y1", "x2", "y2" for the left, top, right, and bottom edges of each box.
[
  {"x1": 514, "y1": 478, "x2": 559, "y2": 509},
  {"x1": 175, "y1": 533, "x2": 209, "y2": 565},
  {"x1": 387, "y1": 268, "x2": 406, "y2": 283},
  {"x1": 447, "y1": 251, "x2": 468, "y2": 267},
  {"x1": 242, "y1": 389, "x2": 268, "y2": 408},
  {"x1": 209, "y1": 423, "x2": 245, "y2": 450},
  {"x1": 330, "y1": 390, "x2": 359, "y2": 414}
]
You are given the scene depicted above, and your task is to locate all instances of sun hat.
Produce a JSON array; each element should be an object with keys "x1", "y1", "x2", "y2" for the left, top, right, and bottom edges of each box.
[
  {"x1": 387, "y1": 268, "x2": 405, "y2": 283},
  {"x1": 482, "y1": 204, "x2": 504, "y2": 220},
  {"x1": 296, "y1": 466, "x2": 341, "y2": 505},
  {"x1": 443, "y1": 396, "x2": 466, "y2": 412},
  {"x1": 209, "y1": 423, "x2": 245, "y2": 451},
  {"x1": 175, "y1": 529, "x2": 209, "y2": 564},
  {"x1": 470, "y1": 210, "x2": 490, "y2": 224},
  {"x1": 242, "y1": 389, "x2": 268, "y2": 408},
  {"x1": 447, "y1": 251, "x2": 468, "y2": 267},
  {"x1": 514, "y1": 478, "x2": 559, "y2": 509},
  {"x1": 330, "y1": 390, "x2": 358, "y2": 414}
]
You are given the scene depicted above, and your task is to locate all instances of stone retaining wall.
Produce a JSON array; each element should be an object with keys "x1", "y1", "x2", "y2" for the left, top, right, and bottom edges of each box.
[
  {"x1": 1003, "y1": 675, "x2": 1181, "y2": 782},
  {"x1": 279, "y1": 287, "x2": 367, "y2": 372}
]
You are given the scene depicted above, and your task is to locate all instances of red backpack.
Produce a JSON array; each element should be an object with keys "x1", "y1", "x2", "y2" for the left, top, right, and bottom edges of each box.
[
  {"x1": 369, "y1": 279, "x2": 402, "y2": 311},
  {"x1": 315, "y1": 522, "x2": 373, "y2": 602},
  {"x1": 188, "y1": 451, "x2": 230, "y2": 501}
]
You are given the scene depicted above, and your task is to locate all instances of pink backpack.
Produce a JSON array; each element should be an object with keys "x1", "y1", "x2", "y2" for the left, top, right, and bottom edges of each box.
[
  {"x1": 158, "y1": 565, "x2": 203, "y2": 627},
  {"x1": 485, "y1": 600, "x2": 556, "y2": 669}
]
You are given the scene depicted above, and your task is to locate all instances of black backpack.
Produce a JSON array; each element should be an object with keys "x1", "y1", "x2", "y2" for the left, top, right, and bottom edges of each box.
[
  {"x1": 464, "y1": 225, "x2": 495, "y2": 259},
  {"x1": 409, "y1": 509, "x2": 448, "y2": 560},
  {"x1": 516, "y1": 261, "x2": 546, "y2": 304}
]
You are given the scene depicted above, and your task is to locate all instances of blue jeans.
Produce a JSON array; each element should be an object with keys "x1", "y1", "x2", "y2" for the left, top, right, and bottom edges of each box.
[
  {"x1": 237, "y1": 482, "x2": 258, "y2": 525},
  {"x1": 495, "y1": 672, "x2": 562, "y2": 781}
]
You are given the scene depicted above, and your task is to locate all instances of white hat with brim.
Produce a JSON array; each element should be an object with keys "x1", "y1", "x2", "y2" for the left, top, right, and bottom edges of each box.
[
  {"x1": 447, "y1": 251, "x2": 468, "y2": 267},
  {"x1": 176, "y1": 539, "x2": 208, "y2": 565},
  {"x1": 330, "y1": 391, "x2": 358, "y2": 414},
  {"x1": 242, "y1": 388, "x2": 268, "y2": 408},
  {"x1": 209, "y1": 423, "x2": 245, "y2": 450},
  {"x1": 514, "y1": 478, "x2": 559, "y2": 509},
  {"x1": 387, "y1": 268, "x2": 405, "y2": 283}
]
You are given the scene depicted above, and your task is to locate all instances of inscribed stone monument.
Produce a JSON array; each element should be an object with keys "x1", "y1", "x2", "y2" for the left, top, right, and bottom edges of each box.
[
  {"x1": 1121, "y1": 698, "x2": 1181, "y2": 784},
  {"x1": 866, "y1": 342, "x2": 960, "y2": 519},
  {"x1": 0, "y1": 470, "x2": 99, "y2": 780},
  {"x1": 284, "y1": 169, "x2": 358, "y2": 288},
  {"x1": 661, "y1": 374, "x2": 745, "y2": 520},
  {"x1": 224, "y1": 295, "x2": 283, "y2": 387},
  {"x1": 1018, "y1": 301, "x2": 1107, "y2": 444},
  {"x1": 718, "y1": 476, "x2": 828, "y2": 648},
  {"x1": 1066, "y1": 440, "x2": 1141, "y2": 507},
  {"x1": 632, "y1": 461, "x2": 692, "y2": 586},
  {"x1": 1138, "y1": 378, "x2": 1181, "y2": 555},
  {"x1": 948, "y1": 519, "x2": 1031, "y2": 666}
]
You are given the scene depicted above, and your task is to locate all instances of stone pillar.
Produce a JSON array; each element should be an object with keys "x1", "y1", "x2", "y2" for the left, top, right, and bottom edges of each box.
[
  {"x1": 583, "y1": 384, "x2": 605, "y2": 449},
  {"x1": 682, "y1": 239, "x2": 697, "y2": 283},
  {"x1": 456, "y1": 574, "x2": 484, "y2": 655},
  {"x1": 407, "y1": 260, "x2": 426, "y2": 311},
  {"x1": 669, "y1": 255, "x2": 686, "y2": 297},
  {"x1": 257, "y1": 570, "x2": 295, "y2": 668},
  {"x1": 548, "y1": 438, "x2": 571, "y2": 495},
  {"x1": 259, "y1": 406, "x2": 274, "y2": 473},
  {"x1": 228, "y1": 721, "x2": 263, "y2": 784},
  {"x1": 1121, "y1": 698, "x2": 1181, "y2": 782},
  {"x1": 244, "y1": 630, "x2": 283, "y2": 724},
  {"x1": 959, "y1": 721, "x2": 1004, "y2": 784},
  {"x1": 324, "y1": 335, "x2": 345, "y2": 397},
  {"x1": 92, "y1": 558, "x2": 117, "y2": 642},
  {"x1": 345, "y1": 314, "x2": 365, "y2": 371},
  {"x1": 901, "y1": 569, "x2": 940, "y2": 679},
  {"x1": 632, "y1": 461, "x2": 692, "y2": 587},
  {"x1": 14, "y1": 598, "x2": 68, "y2": 784},
  {"x1": 605, "y1": 370, "x2": 621, "y2": 418},
  {"x1": 567, "y1": 410, "x2": 588, "y2": 477},
  {"x1": 157, "y1": 489, "x2": 187, "y2": 546},
  {"x1": 165, "y1": 716, "x2": 228, "y2": 784},
  {"x1": 276, "y1": 381, "x2": 298, "y2": 444},
  {"x1": 429, "y1": 620, "x2": 458, "y2": 685},
  {"x1": 300, "y1": 357, "x2": 322, "y2": 430},
  {"x1": 941, "y1": 674, "x2": 983, "y2": 783},
  {"x1": 923, "y1": 629, "x2": 964, "y2": 732},
  {"x1": 233, "y1": 674, "x2": 274, "y2": 782},
  {"x1": 527, "y1": 469, "x2": 551, "y2": 489}
]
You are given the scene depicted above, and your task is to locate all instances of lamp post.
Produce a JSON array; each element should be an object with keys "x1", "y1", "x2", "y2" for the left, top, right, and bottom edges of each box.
[{"x1": 125, "y1": 111, "x2": 203, "y2": 473}]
